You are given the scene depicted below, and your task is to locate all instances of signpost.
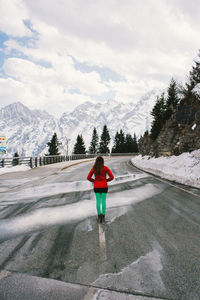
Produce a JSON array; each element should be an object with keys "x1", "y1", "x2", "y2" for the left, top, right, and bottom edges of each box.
[{"x1": 0, "y1": 135, "x2": 6, "y2": 154}]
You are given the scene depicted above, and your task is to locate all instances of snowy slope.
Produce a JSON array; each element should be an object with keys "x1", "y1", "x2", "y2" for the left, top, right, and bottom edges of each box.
[
  {"x1": 0, "y1": 102, "x2": 57, "y2": 156},
  {"x1": 131, "y1": 150, "x2": 200, "y2": 189},
  {"x1": 0, "y1": 91, "x2": 157, "y2": 156},
  {"x1": 59, "y1": 92, "x2": 157, "y2": 153}
]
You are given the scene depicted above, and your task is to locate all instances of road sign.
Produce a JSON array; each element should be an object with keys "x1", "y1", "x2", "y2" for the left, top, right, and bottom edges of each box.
[{"x1": 0, "y1": 135, "x2": 6, "y2": 154}]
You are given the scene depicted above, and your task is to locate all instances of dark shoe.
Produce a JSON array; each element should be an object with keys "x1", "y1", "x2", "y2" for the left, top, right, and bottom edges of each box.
[
  {"x1": 98, "y1": 215, "x2": 101, "y2": 223},
  {"x1": 101, "y1": 215, "x2": 105, "y2": 223}
]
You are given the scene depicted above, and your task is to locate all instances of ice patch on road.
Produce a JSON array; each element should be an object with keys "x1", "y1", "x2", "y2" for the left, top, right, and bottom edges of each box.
[
  {"x1": 107, "y1": 206, "x2": 129, "y2": 224},
  {"x1": 92, "y1": 248, "x2": 165, "y2": 294},
  {"x1": 77, "y1": 219, "x2": 93, "y2": 232},
  {"x1": 110, "y1": 173, "x2": 149, "y2": 185},
  {"x1": 0, "y1": 183, "x2": 163, "y2": 241},
  {"x1": 0, "y1": 165, "x2": 31, "y2": 175},
  {"x1": 0, "y1": 180, "x2": 92, "y2": 203},
  {"x1": 0, "y1": 173, "x2": 149, "y2": 204},
  {"x1": 0, "y1": 178, "x2": 39, "y2": 193}
]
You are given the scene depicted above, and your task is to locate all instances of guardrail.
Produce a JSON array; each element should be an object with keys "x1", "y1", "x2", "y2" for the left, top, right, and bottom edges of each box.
[{"x1": 0, "y1": 153, "x2": 137, "y2": 168}]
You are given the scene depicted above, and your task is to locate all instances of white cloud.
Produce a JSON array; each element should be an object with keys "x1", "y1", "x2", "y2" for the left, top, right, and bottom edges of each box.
[
  {"x1": 108, "y1": 78, "x2": 165, "y2": 104},
  {"x1": 0, "y1": 77, "x2": 26, "y2": 105},
  {"x1": 1, "y1": 57, "x2": 103, "y2": 115},
  {"x1": 0, "y1": 0, "x2": 200, "y2": 115},
  {"x1": 0, "y1": 0, "x2": 32, "y2": 37}
]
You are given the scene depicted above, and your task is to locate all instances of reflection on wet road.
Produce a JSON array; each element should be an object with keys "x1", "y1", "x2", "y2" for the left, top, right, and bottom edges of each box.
[{"x1": 0, "y1": 157, "x2": 200, "y2": 300}]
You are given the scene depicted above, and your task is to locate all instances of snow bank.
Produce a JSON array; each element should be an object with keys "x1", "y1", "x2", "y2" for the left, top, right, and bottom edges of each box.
[
  {"x1": 131, "y1": 149, "x2": 200, "y2": 189},
  {"x1": 0, "y1": 165, "x2": 31, "y2": 175}
]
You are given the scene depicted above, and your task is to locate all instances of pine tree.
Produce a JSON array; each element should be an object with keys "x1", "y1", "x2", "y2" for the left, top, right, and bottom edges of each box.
[
  {"x1": 124, "y1": 134, "x2": 133, "y2": 153},
  {"x1": 183, "y1": 50, "x2": 200, "y2": 98},
  {"x1": 124, "y1": 133, "x2": 138, "y2": 153},
  {"x1": 133, "y1": 133, "x2": 138, "y2": 152},
  {"x1": 150, "y1": 93, "x2": 166, "y2": 141},
  {"x1": 112, "y1": 129, "x2": 125, "y2": 153},
  {"x1": 73, "y1": 134, "x2": 86, "y2": 154},
  {"x1": 99, "y1": 125, "x2": 110, "y2": 153},
  {"x1": 89, "y1": 127, "x2": 99, "y2": 154},
  {"x1": 112, "y1": 131, "x2": 120, "y2": 153},
  {"x1": 47, "y1": 132, "x2": 60, "y2": 155},
  {"x1": 165, "y1": 78, "x2": 179, "y2": 121},
  {"x1": 118, "y1": 129, "x2": 125, "y2": 153}
]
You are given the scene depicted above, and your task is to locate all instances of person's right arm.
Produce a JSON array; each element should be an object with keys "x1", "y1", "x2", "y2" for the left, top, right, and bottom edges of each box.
[{"x1": 87, "y1": 169, "x2": 95, "y2": 182}]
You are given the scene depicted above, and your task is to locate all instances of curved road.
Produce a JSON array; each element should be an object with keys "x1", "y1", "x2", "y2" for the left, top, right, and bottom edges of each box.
[{"x1": 0, "y1": 157, "x2": 199, "y2": 300}]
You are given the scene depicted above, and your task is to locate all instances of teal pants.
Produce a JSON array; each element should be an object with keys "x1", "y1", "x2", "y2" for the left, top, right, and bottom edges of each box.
[{"x1": 95, "y1": 193, "x2": 107, "y2": 215}]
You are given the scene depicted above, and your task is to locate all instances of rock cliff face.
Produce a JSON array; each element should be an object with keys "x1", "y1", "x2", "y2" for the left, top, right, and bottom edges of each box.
[{"x1": 139, "y1": 98, "x2": 200, "y2": 157}]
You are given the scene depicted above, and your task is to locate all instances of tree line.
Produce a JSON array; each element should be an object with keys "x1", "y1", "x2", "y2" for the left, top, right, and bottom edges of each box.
[
  {"x1": 139, "y1": 49, "x2": 200, "y2": 154},
  {"x1": 47, "y1": 125, "x2": 138, "y2": 155},
  {"x1": 150, "y1": 78, "x2": 180, "y2": 141}
]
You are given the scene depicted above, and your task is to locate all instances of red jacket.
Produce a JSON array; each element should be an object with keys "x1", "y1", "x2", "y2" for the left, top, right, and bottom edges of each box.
[{"x1": 87, "y1": 166, "x2": 114, "y2": 189}]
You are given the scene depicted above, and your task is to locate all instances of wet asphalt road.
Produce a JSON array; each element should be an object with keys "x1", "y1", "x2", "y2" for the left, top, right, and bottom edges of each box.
[{"x1": 0, "y1": 157, "x2": 200, "y2": 300}]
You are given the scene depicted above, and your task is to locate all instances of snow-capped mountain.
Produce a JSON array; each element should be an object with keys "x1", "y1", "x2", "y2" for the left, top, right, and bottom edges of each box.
[
  {"x1": 0, "y1": 102, "x2": 57, "y2": 156},
  {"x1": 0, "y1": 91, "x2": 157, "y2": 156}
]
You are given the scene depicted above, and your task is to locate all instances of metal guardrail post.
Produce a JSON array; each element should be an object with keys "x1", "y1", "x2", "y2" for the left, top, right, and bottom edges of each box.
[
  {"x1": 30, "y1": 157, "x2": 33, "y2": 168},
  {"x1": 2, "y1": 159, "x2": 4, "y2": 167},
  {"x1": 35, "y1": 157, "x2": 38, "y2": 168}
]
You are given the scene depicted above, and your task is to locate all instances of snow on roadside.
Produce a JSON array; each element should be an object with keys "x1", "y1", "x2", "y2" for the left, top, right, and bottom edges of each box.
[
  {"x1": 131, "y1": 149, "x2": 200, "y2": 189},
  {"x1": 0, "y1": 165, "x2": 31, "y2": 175}
]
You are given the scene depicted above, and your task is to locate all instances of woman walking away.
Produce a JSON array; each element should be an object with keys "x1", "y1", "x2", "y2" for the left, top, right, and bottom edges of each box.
[{"x1": 87, "y1": 156, "x2": 114, "y2": 224}]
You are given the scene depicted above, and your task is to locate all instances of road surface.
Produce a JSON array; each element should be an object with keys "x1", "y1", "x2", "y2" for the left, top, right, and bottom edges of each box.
[{"x1": 0, "y1": 157, "x2": 199, "y2": 300}]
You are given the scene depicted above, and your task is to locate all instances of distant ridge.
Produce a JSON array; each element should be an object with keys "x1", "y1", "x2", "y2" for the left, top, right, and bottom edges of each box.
[{"x1": 0, "y1": 92, "x2": 157, "y2": 156}]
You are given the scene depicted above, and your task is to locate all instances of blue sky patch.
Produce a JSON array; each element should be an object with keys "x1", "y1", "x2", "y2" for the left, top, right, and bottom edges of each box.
[
  {"x1": 0, "y1": 33, "x2": 9, "y2": 72},
  {"x1": 0, "y1": 32, "x2": 9, "y2": 48},
  {"x1": 23, "y1": 19, "x2": 38, "y2": 35},
  {"x1": 37, "y1": 60, "x2": 52, "y2": 68},
  {"x1": 72, "y1": 56, "x2": 124, "y2": 82},
  {"x1": 69, "y1": 88, "x2": 81, "y2": 94}
]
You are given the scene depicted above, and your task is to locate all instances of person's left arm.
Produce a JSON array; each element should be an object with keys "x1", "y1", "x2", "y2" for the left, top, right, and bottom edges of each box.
[{"x1": 106, "y1": 166, "x2": 114, "y2": 182}]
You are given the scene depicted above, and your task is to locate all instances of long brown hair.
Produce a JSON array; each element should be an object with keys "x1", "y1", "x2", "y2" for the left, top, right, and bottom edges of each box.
[{"x1": 93, "y1": 156, "x2": 104, "y2": 175}]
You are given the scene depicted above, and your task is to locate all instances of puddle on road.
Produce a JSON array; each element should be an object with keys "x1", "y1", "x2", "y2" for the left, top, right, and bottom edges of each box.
[{"x1": 0, "y1": 183, "x2": 163, "y2": 241}]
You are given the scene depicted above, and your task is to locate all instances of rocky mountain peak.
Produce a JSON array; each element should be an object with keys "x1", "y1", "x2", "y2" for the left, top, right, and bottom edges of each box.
[{"x1": 0, "y1": 92, "x2": 157, "y2": 156}]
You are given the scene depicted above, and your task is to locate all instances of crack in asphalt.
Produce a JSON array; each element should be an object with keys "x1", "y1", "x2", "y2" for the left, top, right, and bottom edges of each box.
[
  {"x1": 66, "y1": 280, "x2": 174, "y2": 300},
  {"x1": 0, "y1": 269, "x2": 175, "y2": 300}
]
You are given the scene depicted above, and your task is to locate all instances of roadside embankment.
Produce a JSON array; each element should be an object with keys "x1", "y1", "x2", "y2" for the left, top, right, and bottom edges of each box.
[{"x1": 131, "y1": 150, "x2": 200, "y2": 189}]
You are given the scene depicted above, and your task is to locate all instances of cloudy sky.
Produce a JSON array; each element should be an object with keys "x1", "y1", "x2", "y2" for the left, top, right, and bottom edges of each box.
[{"x1": 0, "y1": 0, "x2": 200, "y2": 117}]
